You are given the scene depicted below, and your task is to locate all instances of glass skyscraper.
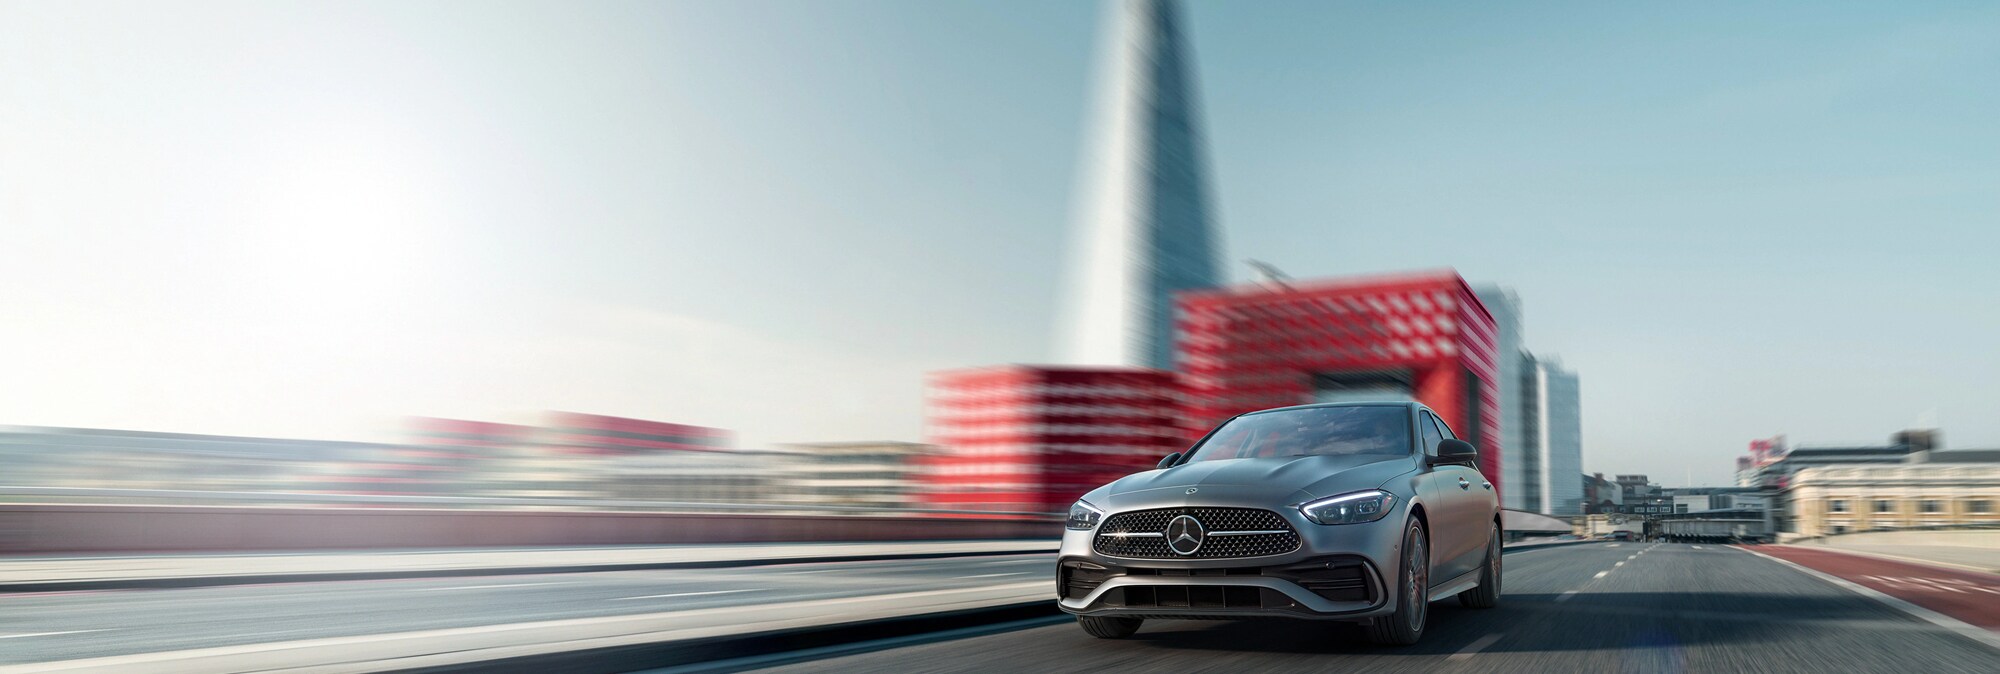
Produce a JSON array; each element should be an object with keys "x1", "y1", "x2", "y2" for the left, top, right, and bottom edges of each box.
[{"x1": 1058, "y1": 0, "x2": 1223, "y2": 370}]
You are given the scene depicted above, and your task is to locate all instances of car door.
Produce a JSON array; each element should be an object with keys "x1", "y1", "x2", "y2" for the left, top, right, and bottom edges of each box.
[
  {"x1": 1416, "y1": 411, "x2": 1480, "y2": 581},
  {"x1": 1431, "y1": 414, "x2": 1492, "y2": 579},
  {"x1": 1414, "y1": 411, "x2": 1471, "y2": 583}
]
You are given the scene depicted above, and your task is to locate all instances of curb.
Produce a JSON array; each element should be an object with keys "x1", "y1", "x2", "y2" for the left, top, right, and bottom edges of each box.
[{"x1": 0, "y1": 548, "x2": 1055, "y2": 594}]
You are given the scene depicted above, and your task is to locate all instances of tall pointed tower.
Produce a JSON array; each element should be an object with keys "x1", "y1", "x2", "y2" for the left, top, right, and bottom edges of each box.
[{"x1": 1058, "y1": 0, "x2": 1223, "y2": 370}]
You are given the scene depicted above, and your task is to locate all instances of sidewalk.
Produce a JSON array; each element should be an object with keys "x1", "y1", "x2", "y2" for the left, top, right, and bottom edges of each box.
[
  {"x1": 1753, "y1": 544, "x2": 2000, "y2": 633},
  {"x1": 0, "y1": 540, "x2": 1058, "y2": 593}
]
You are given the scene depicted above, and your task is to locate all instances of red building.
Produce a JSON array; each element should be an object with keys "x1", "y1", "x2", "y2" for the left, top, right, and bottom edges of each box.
[
  {"x1": 541, "y1": 412, "x2": 732, "y2": 455},
  {"x1": 1176, "y1": 271, "x2": 1503, "y2": 497},
  {"x1": 922, "y1": 366, "x2": 1183, "y2": 513}
]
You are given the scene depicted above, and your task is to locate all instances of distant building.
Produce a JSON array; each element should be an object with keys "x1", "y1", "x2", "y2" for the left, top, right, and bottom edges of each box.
[
  {"x1": 1474, "y1": 285, "x2": 1584, "y2": 516},
  {"x1": 1522, "y1": 354, "x2": 1583, "y2": 515},
  {"x1": 1582, "y1": 472, "x2": 1623, "y2": 513},
  {"x1": 1473, "y1": 287, "x2": 1528, "y2": 511},
  {"x1": 923, "y1": 366, "x2": 1184, "y2": 513},
  {"x1": 777, "y1": 441, "x2": 937, "y2": 509},
  {"x1": 1787, "y1": 463, "x2": 2000, "y2": 537}
]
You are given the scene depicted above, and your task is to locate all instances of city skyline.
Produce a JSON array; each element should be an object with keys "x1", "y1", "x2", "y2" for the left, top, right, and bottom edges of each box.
[{"x1": 3, "y1": 1, "x2": 1998, "y2": 486}]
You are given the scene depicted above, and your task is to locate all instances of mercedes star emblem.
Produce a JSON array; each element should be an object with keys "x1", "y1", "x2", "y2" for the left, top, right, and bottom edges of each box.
[{"x1": 1165, "y1": 515, "x2": 1206, "y2": 556}]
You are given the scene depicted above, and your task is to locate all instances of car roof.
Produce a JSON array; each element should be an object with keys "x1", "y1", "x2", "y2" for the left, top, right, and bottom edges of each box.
[{"x1": 1238, "y1": 401, "x2": 1427, "y2": 417}]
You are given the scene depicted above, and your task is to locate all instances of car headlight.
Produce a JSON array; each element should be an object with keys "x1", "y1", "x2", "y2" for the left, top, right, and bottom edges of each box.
[
  {"x1": 1298, "y1": 490, "x2": 1396, "y2": 525},
  {"x1": 1066, "y1": 500, "x2": 1104, "y2": 531}
]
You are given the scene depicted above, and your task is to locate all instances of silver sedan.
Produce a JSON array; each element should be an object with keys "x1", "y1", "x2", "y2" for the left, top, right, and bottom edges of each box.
[{"x1": 1057, "y1": 401, "x2": 1502, "y2": 645}]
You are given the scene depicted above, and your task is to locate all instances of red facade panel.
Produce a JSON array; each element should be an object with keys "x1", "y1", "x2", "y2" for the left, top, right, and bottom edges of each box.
[
  {"x1": 1175, "y1": 270, "x2": 1504, "y2": 500},
  {"x1": 923, "y1": 366, "x2": 1184, "y2": 513}
]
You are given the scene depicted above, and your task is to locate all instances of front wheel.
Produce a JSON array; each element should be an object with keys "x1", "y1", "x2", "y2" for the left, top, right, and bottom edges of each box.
[
  {"x1": 1077, "y1": 615, "x2": 1142, "y2": 639},
  {"x1": 1365, "y1": 518, "x2": 1429, "y2": 646},
  {"x1": 1458, "y1": 522, "x2": 1501, "y2": 608}
]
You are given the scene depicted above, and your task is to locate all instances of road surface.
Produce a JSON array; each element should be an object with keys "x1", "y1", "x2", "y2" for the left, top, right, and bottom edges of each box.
[{"x1": 757, "y1": 542, "x2": 1998, "y2": 674}]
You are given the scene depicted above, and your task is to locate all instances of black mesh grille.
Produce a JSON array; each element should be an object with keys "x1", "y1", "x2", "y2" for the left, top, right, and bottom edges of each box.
[{"x1": 1092, "y1": 507, "x2": 1300, "y2": 559}]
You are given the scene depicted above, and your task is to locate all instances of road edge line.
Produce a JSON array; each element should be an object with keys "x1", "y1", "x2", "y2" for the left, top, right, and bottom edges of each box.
[{"x1": 1737, "y1": 546, "x2": 2000, "y2": 652}]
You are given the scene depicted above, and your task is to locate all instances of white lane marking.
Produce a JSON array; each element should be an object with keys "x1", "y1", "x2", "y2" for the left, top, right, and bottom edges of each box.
[
  {"x1": 409, "y1": 582, "x2": 571, "y2": 592},
  {"x1": 1555, "y1": 590, "x2": 1579, "y2": 602},
  {"x1": 1594, "y1": 571, "x2": 1610, "y2": 579},
  {"x1": 955, "y1": 572, "x2": 1028, "y2": 579},
  {"x1": 1606, "y1": 544, "x2": 1621, "y2": 548},
  {"x1": 1739, "y1": 547, "x2": 2000, "y2": 652},
  {"x1": 609, "y1": 589, "x2": 757, "y2": 601},
  {"x1": 1693, "y1": 545, "x2": 1705, "y2": 550},
  {"x1": 1448, "y1": 632, "x2": 1504, "y2": 661},
  {"x1": 0, "y1": 630, "x2": 112, "y2": 639},
  {"x1": 1615, "y1": 561, "x2": 1626, "y2": 567}
]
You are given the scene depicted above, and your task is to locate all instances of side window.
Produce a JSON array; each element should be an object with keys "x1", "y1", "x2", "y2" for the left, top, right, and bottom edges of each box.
[
  {"x1": 1434, "y1": 417, "x2": 1457, "y2": 440},
  {"x1": 1418, "y1": 411, "x2": 1443, "y2": 455}
]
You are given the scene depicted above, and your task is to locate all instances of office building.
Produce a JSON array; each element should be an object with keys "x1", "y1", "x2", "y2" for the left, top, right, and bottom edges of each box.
[{"x1": 1058, "y1": 0, "x2": 1223, "y2": 369}]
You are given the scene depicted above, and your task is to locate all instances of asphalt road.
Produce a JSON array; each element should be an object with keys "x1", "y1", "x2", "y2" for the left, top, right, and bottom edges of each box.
[
  {"x1": 0, "y1": 553, "x2": 1054, "y2": 666},
  {"x1": 758, "y1": 543, "x2": 2000, "y2": 674}
]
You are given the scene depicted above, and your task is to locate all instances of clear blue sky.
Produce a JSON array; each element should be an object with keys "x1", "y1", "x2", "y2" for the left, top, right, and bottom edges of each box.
[{"x1": 2, "y1": 1, "x2": 1995, "y2": 486}]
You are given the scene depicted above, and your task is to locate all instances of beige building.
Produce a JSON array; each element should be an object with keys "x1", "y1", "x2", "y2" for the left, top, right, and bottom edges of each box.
[{"x1": 1787, "y1": 464, "x2": 2000, "y2": 537}]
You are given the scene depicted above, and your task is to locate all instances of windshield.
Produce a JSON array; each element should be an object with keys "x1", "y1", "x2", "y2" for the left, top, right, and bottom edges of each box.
[{"x1": 1184, "y1": 406, "x2": 1413, "y2": 463}]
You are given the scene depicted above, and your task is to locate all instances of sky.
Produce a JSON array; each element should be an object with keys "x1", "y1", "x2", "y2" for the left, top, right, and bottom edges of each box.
[{"x1": 2, "y1": 0, "x2": 1996, "y2": 486}]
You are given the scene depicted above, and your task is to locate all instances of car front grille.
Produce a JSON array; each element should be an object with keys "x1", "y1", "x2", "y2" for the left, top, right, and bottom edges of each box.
[
  {"x1": 1092, "y1": 507, "x2": 1301, "y2": 559},
  {"x1": 1100, "y1": 585, "x2": 1299, "y2": 611}
]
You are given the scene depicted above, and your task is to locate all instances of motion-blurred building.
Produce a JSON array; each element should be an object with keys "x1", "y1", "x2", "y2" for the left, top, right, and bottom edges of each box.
[
  {"x1": 777, "y1": 442, "x2": 937, "y2": 510},
  {"x1": 1788, "y1": 463, "x2": 2000, "y2": 537},
  {"x1": 1058, "y1": 0, "x2": 1222, "y2": 370},
  {"x1": 923, "y1": 366, "x2": 1183, "y2": 512},
  {"x1": 1521, "y1": 354, "x2": 1583, "y2": 515},
  {"x1": 0, "y1": 426, "x2": 449, "y2": 495},
  {"x1": 539, "y1": 412, "x2": 732, "y2": 456},
  {"x1": 1473, "y1": 286, "x2": 1584, "y2": 516},
  {"x1": 599, "y1": 449, "x2": 786, "y2": 505},
  {"x1": 408, "y1": 418, "x2": 564, "y2": 498},
  {"x1": 1177, "y1": 271, "x2": 1503, "y2": 493}
]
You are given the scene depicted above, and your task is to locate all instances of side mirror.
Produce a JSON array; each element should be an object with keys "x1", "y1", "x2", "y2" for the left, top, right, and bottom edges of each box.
[
  {"x1": 1156, "y1": 452, "x2": 1182, "y2": 470},
  {"x1": 1432, "y1": 439, "x2": 1477, "y2": 466}
]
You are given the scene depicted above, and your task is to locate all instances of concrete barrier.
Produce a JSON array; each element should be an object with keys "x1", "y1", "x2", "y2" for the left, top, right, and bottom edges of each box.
[{"x1": 0, "y1": 505, "x2": 1059, "y2": 554}]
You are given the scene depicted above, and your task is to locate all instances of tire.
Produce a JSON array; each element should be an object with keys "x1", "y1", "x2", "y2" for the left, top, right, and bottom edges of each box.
[
  {"x1": 1077, "y1": 615, "x2": 1142, "y2": 639},
  {"x1": 1458, "y1": 522, "x2": 1501, "y2": 609},
  {"x1": 1366, "y1": 518, "x2": 1429, "y2": 646}
]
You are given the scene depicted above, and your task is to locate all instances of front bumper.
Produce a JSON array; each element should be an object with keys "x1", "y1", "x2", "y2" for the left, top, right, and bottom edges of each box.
[{"x1": 1055, "y1": 499, "x2": 1408, "y2": 621}]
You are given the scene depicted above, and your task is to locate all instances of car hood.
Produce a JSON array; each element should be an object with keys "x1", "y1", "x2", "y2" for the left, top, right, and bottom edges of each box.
[{"x1": 1090, "y1": 454, "x2": 1417, "y2": 510}]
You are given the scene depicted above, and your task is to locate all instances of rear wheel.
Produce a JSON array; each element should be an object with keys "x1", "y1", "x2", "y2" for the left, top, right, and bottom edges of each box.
[
  {"x1": 1366, "y1": 518, "x2": 1429, "y2": 646},
  {"x1": 1077, "y1": 615, "x2": 1142, "y2": 639},
  {"x1": 1458, "y1": 522, "x2": 1502, "y2": 608}
]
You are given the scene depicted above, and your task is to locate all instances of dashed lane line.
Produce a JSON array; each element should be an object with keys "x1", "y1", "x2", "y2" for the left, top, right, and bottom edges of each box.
[{"x1": 1448, "y1": 633, "x2": 1505, "y2": 662}]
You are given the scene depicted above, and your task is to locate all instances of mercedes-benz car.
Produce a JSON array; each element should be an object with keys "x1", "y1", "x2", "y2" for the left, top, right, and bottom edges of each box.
[{"x1": 1057, "y1": 401, "x2": 1501, "y2": 645}]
